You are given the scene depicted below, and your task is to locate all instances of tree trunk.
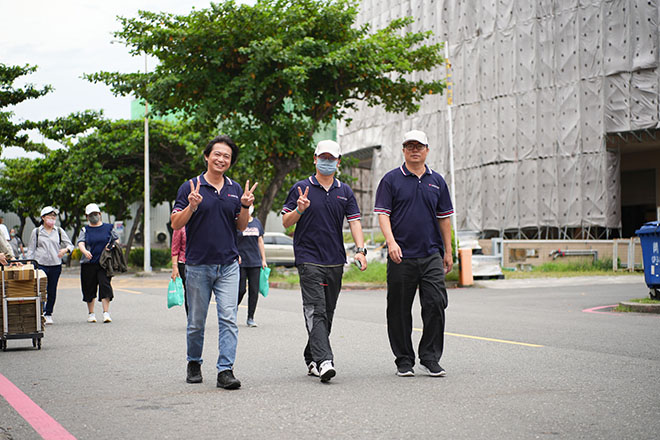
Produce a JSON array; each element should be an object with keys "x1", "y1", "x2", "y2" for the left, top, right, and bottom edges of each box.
[
  {"x1": 124, "y1": 203, "x2": 144, "y2": 262},
  {"x1": 256, "y1": 156, "x2": 300, "y2": 227}
]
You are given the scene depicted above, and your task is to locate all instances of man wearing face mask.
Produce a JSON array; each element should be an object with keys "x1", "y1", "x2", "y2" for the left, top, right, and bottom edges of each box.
[
  {"x1": 27, "y1": 207, "x2": 75, "y2": 325},
  {"x1": 281, "y1": 140, "x2": 368, "y2": 383},
  {"x1": 77, "y1": 203, "x2": 119, "y2": 323}
]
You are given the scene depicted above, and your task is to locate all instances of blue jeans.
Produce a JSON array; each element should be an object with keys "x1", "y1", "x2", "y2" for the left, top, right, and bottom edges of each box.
[
  {"x1": 39, "y1": 264, "x2": 62, "y2": 316},
  {"x1": 185, "y1": 261, "x2": 240, "y2": 372}
]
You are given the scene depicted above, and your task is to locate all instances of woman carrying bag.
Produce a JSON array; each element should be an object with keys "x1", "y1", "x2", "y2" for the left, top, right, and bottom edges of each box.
[
  {"x1": 27, "y1": 206, "x2": 74, "y2": 325},
  {"x1": 77, "y1": 203, "x2": 118, "y2": 323}
]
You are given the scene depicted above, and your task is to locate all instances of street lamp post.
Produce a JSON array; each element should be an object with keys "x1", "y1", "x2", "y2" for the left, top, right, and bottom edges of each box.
[{"x1": 143, "y1": 54, "x2": 151, "y2": 273}]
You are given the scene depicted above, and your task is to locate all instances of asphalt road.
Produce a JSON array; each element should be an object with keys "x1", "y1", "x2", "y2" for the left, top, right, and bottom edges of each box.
[{"x1": 1, "y1": 272, "x2": 659, "y2": 440}]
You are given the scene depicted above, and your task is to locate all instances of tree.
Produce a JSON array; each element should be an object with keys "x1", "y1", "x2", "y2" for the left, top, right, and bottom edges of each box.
[
  {"x1": 59, "y1": 118, "x2": 202, "y2": 258},
  {"x1": 87, "y1": 0, "x2": 446, "y2": 225},
  {"x1": 0, "y1": 63, "x2": 53, "y2": 154},
  {"x1": 0, "y1": 114, "x2": 202, "y2": 258}
]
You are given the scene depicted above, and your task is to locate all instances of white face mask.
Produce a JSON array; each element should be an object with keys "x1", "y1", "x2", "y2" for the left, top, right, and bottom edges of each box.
[
  {"x1": 44, "y1": 218, "x2": 56, "y2": 228},
  {"x1": 88, "y1": 213, "x2": 101, "y2": 224}
]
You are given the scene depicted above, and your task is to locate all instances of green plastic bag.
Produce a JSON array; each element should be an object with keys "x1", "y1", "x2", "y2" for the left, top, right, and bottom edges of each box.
[
  {"x1": 168, "y1": 277, "x2": 184, "y2": 308},
  {"x1": 259, "y1": 267, "x2": 271, "y2": 297}
]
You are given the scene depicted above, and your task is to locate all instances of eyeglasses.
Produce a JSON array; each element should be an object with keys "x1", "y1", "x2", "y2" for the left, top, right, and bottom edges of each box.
[{"x1": 403, "y1": 143, "x2": 427, "y2": 151}]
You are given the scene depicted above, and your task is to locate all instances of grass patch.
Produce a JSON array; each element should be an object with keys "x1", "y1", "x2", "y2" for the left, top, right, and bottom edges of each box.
[
  {"x1": 504, "y1": 258, "x2": 639, "y2": 279},
  {"x1": 343, "y1": 261, "x2": 387, "y2": 283},
  {"x1": 614, "y1": 297, "x2": 660, "y2": 312},
  {"x1": 269, "y1": 267, "x2": 300, "y2": 284},
  {"x1": 270, "y1": 261, "x2": 458, "y2": 285},
  {"x1": 628, "y1": 297, "x2": 660, "y2": 304}
]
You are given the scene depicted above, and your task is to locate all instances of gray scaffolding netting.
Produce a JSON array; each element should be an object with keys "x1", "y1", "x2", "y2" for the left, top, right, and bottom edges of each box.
[{"x1": 339, "y1": 0, "x2": 659, "y2": 232}]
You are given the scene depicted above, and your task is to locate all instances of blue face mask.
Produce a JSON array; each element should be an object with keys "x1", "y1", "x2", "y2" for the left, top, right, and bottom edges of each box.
[{"x1": 316, "y1": 158, "x2": 338, "y2": 176}]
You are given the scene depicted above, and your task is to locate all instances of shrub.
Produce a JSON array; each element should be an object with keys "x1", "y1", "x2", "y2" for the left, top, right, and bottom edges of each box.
[{"x1": 128, "y1": 248, "x2": 171, "y2": 268}]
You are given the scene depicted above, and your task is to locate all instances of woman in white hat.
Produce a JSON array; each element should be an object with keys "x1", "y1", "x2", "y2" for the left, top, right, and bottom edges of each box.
[
  {"x1": 26, "y1": 206, "x2": 75, "y2": 325},
  {"x1": 76, "y1": 203, "x2": 118, "y2": 323}
]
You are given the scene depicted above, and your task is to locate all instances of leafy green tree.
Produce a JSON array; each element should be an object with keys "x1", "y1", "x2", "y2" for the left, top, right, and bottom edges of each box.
[
  {"x1": 0, "y1": 63, "x2": 52, "y2": 154},
  {"x1": 1, "y1": 115, "x2": 202, "y2": 258},
  {"x1": 0, "y1": 157, "x2": 46, "y2": 237},
  {"x1": 87, "y1": 0, "x2": 445, "y2": 225},
  {"x1": 59, "y1": 118, "x2": 201, "y2": 257}
]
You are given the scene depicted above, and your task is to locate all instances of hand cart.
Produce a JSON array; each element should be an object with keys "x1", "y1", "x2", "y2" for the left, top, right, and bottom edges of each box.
[{"x1": 1, "y1": 260, "x2": 44, "y2": 351}]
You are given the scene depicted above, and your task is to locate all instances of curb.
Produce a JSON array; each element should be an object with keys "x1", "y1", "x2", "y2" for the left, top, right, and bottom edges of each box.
[{"x1": 618, "y1": 301, "x2": 660, "y2": 314}]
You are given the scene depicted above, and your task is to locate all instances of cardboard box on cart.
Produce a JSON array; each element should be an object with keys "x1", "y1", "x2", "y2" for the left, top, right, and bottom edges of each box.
[{"x1": 1, "y1": 266, "x2": 46, "y2": 335}]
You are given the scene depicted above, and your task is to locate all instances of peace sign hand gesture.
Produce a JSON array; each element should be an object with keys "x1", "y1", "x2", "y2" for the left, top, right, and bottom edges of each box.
[
  {"x1": 297, "y1": 186, "x2": 310, "y2": 213},
  {"x1": 241, "y1": 180, "x2": 258, "y2": 207},
  {"x1": 188, "y1": 177, "x2": 203, "y2": 211}
]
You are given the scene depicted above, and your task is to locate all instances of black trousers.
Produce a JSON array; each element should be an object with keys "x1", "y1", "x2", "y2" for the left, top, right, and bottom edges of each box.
[
  {"x1": 298, "y1": 264, "x2": 343, "y2": 365},
  {"x1": 178, "y1": 262, "x2": 188, "y2": 315},
  {"x1": 80, "y1": 263, "x2": 114, "y2": 302},
  {"x1": 238, "y1": 266, "x2": 260, "y2": 319},
  {"x1": 386, "y1": 252, "x2": 448, "y2": 368}
]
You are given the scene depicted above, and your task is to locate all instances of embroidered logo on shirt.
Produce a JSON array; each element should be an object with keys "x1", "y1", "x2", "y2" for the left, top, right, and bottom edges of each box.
[
  {"x1": 428, "y1": 183, "x2": 440, "y2": 190},
  {"x1": 227, "y1": 194, "x2": 239, "y2": 199},
  {"x1": 336, "y1": 196, "x2": 347, "y2": 201},
  {"x1": 242, "y1": 227, "x2": 260, "y2": 236}
]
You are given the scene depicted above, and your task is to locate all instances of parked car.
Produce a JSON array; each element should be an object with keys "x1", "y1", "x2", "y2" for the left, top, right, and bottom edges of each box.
[{"x1": 263, "y1": 232, "x2": 295, "y2": 267}]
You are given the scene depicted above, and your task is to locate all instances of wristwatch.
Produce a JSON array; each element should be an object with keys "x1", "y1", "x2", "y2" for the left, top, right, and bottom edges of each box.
[{"x1": 355, "y1": 247, "x2": 367, "y2": 256}]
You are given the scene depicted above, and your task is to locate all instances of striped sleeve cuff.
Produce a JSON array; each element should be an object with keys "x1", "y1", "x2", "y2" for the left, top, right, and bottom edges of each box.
[
  {"x1": 172, "y1": 207, "x2": 183, "y2": 214},
  {"x1": 346, "y1": 213, "x2": 361, "y2": 222},
  {"x1": 281, "y1": 207, "x2": 293, "y2": 215},
  {"x1": 436, "y1": 210, "x2": 455, "y2": 219},
  {"x1": 374, "y1": 207, "x2": 391, "y2": 216}
]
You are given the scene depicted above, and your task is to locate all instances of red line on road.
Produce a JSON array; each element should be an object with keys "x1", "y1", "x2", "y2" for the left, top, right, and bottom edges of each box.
[
  {"x1": 0, "y1": 373, "x2": 76, "y2": 440},
  {"x1": 582, "y1": 304, "x2": 619, "y2": 315}
]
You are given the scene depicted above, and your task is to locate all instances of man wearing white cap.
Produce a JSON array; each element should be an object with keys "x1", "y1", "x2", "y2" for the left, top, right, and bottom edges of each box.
[
  {"x1": 27, "y1": 206, "x2": 75, "y2": 324},
  {"x1": 374, "y1": 129, "x2": 454, "y2": 378},
  {"x1": 281, "y1": 139, "x2": 368, "y2": 383}
]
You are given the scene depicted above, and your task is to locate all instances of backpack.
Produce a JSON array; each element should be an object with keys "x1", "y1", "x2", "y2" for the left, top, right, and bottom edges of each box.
[{"x1": 35, "y1": 226, "x2": 62, "y2": 248}]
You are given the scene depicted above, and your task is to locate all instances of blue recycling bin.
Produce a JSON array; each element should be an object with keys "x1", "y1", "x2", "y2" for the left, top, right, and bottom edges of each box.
[{"x1": 635, "y1": 221, "x2": 660, "y2": 299}]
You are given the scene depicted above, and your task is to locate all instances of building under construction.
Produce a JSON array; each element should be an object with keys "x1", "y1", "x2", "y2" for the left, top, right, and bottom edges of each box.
[{"x1": 339, "y1": 0, "x2": 660, "y2": 239}]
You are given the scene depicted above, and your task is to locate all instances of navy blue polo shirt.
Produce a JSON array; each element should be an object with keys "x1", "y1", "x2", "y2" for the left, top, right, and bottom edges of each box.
[
  {"x1": 281, "y1": 176, "x2": 361, "y2": 266},
  {"x1": 173, "y1": 173, "x2": 243, "y2": 265},
  {"x1": 374, "y1": 163, "x2": 454, "y2": 259},
  {"x1": 237, "y1": 217, "x2": 264, "y2": 268}
]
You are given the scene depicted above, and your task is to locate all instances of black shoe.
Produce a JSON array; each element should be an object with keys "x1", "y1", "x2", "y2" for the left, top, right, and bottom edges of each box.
[
  {"x1": 186, "y1": 361, "x2": 203, "y2": 383},
  {"x1": 419, "y1": 360, "x2": 446, "y2": 377},
  {"x1": 217, "y1": 370, "x2": 241, "y2": 389},
  {"x1": 396, "y1": 365, "x2": 415, "y2": 377}
]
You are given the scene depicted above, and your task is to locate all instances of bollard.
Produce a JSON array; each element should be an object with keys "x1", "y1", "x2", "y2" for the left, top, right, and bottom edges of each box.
[{"x1": 459, "y1": 248, "x2": 473, "y2": 287}]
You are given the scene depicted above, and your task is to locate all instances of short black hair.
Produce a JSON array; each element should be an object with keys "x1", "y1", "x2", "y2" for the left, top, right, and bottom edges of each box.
[{"x1": 204, "y1": 135, "x2": 239, "y2": 166}]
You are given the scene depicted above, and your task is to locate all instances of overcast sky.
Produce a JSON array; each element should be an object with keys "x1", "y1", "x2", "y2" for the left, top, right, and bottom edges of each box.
[{"x1": 0, "y1": 0, "x2": 224, "y2": 158}]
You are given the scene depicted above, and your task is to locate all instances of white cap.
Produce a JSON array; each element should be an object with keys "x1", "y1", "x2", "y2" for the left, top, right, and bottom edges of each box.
[
  {"x1": 314, "y1": 140, "x2": 341, "y2": 158},
  {"x1": 403, "y1": 130, "x2": 428, "y2": 146},
  {"x1": 85, "y1": 203, "x2": 101, "y2": 215},
  {"x1": 40, "y1": 206, "x2": 59, "y2": 217}
]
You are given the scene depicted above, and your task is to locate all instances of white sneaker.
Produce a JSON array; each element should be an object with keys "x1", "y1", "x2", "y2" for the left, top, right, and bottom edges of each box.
[
  {"x1": 87, "y1": 313, "x2": 97, "y2": 323},
  {"x1": 44, "y1": 315, "x2": 53, "y2": 325},
  {"x1": 307, "y1": 362, "x2": 320, "y2": 377},
  {"x1": 103, "y1": 312, "x2": 112, "y2": 323},
  {"x1": 319, "y1": 360, "x2": 336, "y2": 383}
]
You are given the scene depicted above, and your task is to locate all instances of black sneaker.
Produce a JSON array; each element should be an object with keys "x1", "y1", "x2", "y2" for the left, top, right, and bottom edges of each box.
[
  {"x1": 186, "y1": 361, "x2": 203, "y2": 383},
  {"x1": 217, "y1": 370, "x2": 241, "y2": 389},
  {"x1": 419, "y1": 360, "x2": 446, "y2": 377},
  {"x1": 396, "y1": 365, "x2": 415, "y2": 377}
]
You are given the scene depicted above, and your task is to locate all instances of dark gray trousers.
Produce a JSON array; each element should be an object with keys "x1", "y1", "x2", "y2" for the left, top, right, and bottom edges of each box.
[
  {"x1": 386, "y1": 252, "x2": 448, "y2": 368},
  {"x1": 298, "y1": 264, "x2": 344, "y2": 365}
]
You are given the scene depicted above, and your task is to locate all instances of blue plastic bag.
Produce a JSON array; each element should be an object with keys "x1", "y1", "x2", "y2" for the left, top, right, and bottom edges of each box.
[
  {"x1": 168, "y1": 277, "x2": 184, "y2": 308},
  {"x1": 259, "y1": 267, "x2": 271, "y2": 297}
]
